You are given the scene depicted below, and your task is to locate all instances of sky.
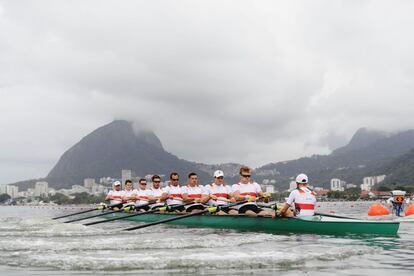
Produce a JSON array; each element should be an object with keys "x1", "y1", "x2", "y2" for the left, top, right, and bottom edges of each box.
[{"x1": 1, "y1": 0, "x2": 414, "y2": 184}]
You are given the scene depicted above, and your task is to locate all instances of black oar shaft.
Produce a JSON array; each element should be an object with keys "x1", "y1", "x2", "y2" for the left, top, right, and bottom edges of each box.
[
  {"x1": 314, "y1": 212, "x2": 360, "y2": 220},
  {"x1": 52, "y1": 208, "x2": 98, "y2": 220},
  {"x1": 84, "y1": 204, "x2": 157, "y2": 226},
  {"x1": 63, "y1": 209, "x2": 122, "y2": 223},
  {"x1": 124, "y1": 209, "x2": 208, "y2": 231}
]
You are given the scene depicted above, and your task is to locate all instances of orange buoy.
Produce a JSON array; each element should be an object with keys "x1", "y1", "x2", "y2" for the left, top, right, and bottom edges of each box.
[
  {"x1": 405, "y1": 204, "x2": 414, "y2": 217},
  {"x1": 368, "y1": 203, "x2": 390, "y2": 216}
]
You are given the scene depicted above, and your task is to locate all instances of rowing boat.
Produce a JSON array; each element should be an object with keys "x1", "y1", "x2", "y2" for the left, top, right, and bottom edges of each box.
[{"x1": 102, "y1": 212, "x2": 400, "y2": 236}]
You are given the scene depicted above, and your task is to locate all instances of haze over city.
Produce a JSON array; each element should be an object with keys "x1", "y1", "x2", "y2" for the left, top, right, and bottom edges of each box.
[{"x1": 1, "y1": 0, "x2": 414, "y2": 184}]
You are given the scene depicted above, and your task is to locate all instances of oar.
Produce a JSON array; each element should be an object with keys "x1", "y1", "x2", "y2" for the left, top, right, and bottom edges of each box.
[
  {"x1": 52, "y1": 203, "x2": 118, "y2": 220},
  {"x1": 315, "y1": 212, "x2": 361, "y2": 220},
  {"x1": 83, "y1": 203, "x2": 192, "y2": 226},
  {"x1": 63, "y1": 204, "x2": 139, "y2": 223},
  {"x1": 123, "y1": 200, "x2": 248, "y2": 231}
]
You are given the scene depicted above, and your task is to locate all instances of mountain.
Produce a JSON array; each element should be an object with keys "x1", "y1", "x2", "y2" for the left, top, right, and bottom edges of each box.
[
  {"x1": 375, "y1": 149, "x2": 414, "y2": 186},
  {"x1": 255, "y1": 128, "x2": 414, "y2": 190},
  {"x1": 45, "y1": 120, "x2": 217, "y2": 188}
]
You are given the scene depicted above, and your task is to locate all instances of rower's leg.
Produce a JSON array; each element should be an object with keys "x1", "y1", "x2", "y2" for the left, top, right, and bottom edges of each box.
[
  {"x1": 228, "y1": 209, "x2": 238, "y2": 215},
  {"x1": 244, "y1": 210, "x2": 258, "y2": 217}
]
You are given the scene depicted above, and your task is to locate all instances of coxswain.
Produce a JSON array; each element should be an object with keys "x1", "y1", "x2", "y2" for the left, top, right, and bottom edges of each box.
[
  {"x1": 205, "y1": 170, "x2": 235, "y2": 215},
  {"x1": 387, "y1": 190, "x2": 406, "y2": 216},
  {"x1": 135, "y1": 178, "x2": 155, "y2": 211},
  {"x1": 161, "y1": 172, "x2": 185, "y2": 212},
  {"x1": 121, "y1": 180, "x2": 137, "y2": 209},
  {"x1": 149, "y1": 175, "x2": 165, "y2": 210},
  {"x1": 105, "y1": 181, "x2": 123, "y2": 210},
  {"x1": 182, "y1": 172, "x2": 209, "y2": 212},
  {"x1": 275, "y1": 173, "x2": 316, "y2": 218},
  {"x1": 231, "y1": 166, "x2": 272, "y2": 217}
]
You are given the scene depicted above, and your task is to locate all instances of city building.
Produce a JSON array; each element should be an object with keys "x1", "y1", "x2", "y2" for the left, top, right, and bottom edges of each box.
[
  {"x1": 121, "y1": 169, "x2": 132, "y2": 186},
  {"x1": 346, "y1": 183, "x2": 357, "y2": 189},
  {"x1": 84, "y1": 178, "x2": 95, "y2": 191},
  {"x1": 330, "y1": 178, "x2": 345, "y2": 191},
  {"x1": 261, "y1": 184, "x2": 275, "y2": 193},
  {"x1": 34, "y1": 181, "x2": 48, "y2": 197},
  {"x1": 0, "y1": 184, "x2": 7, "y2": 194},
  {"x1": 360, "y1": 175, "x2": 386, "y2": 191},
  {"x1": 289, "y1": 181, "x2": 296, "y2": 192},
  {"x1": 6, "y1": 185, "x2": 19, "y2": 198}
]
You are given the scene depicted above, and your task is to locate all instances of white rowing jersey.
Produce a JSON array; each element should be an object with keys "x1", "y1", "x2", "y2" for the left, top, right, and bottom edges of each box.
[
  {"x1": 232, "y1": 182, "x2": 262, "y2": 198},
  {"x1": 151, "y1": 187, "x2": 164, "y2": 200},
  {"x1": 182, "y1": 185, "x2": 208, "y2": 200},
  {"x1": 163, "y1": 185, "x2": 183, "y2": 205},
  {"x1": 135, "y1": 188, "x2": 153, "y2": 206},
  {"x1": 206, "y1": 183, "x2": 232, "y2": 206},
  {"x1": 286, "y1": 187, "x2": 316, "y2": 217},
  {"x1": 106, "y1": 190, "x2": 123, "y2": 205},
  {"x1": 122, "y1": 189, "x2": 137, "y2": 203}
]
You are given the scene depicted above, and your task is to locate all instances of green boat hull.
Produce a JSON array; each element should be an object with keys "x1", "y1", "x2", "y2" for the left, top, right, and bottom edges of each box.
[{"x1": 103, "y1": 212, "x2": 400, "y2": 236}]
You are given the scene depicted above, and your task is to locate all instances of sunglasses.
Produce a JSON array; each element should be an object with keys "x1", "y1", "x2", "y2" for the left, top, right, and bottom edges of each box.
[
  {"x1": 216, "y1": 176, "x2": 224, "y2": 179},
  {"x1": 171, "y1": 178, "x2": 179, "y2": 181},
  {"x1": 153, "y1": 180, "x2": 161, "y2": 183},
  {"x1": 140, "y1": 182, "x2": 147, "y2": 185},
  {"x1": 241, "y1": 174, "x2": 251, "y2": 178}
]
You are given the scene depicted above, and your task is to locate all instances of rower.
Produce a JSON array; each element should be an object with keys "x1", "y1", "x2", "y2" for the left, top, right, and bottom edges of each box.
[
  {"x1": 182, "y1": 172, "x2": 209, "y2": 212},
  {"x1": 135, "y1": 178, "x2": 155, "y2": 211},
  {"x1": 206, "y1": 170, "x2": 235, "y2": 215},
  {"x1": 122, "y1": 180, "x2": 137, "y2": 209},
  {"x1": 231, "y1": 166, "x2": 272, "y2": 217},
  {"x1": 149, "y1": 175, "x2": 165, "y2": 210},
  {"x1": 161, "y1": 172, "x2": 185, "y2": 212},
  {"x1": 276, "y1": 173, "x2": 316, "y2": 218},
  {"x1": 105, "y1": 181, "x2": 123, "y2": 210}
]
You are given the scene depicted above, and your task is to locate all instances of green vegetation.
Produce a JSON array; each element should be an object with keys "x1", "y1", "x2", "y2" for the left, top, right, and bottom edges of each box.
[
  {"x1": 0, "y1": 193, "x2": 11, "y2": 203},
  {"x1": 47, "y1": 192, "x2": 106, "y2": 205}
]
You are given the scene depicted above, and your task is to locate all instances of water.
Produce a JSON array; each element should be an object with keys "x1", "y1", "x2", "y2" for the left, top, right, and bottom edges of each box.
[{"x1": 0, "y1": 202, "x2": 413, "y2": 275}]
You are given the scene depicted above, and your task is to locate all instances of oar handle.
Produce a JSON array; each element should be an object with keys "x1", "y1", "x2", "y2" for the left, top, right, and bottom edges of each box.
[{"x1": 52, "y1": 203, "x2": 119, "y2": 220}]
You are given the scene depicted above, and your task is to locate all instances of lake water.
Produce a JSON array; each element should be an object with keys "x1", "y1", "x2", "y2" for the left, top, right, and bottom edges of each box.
[{"x1": 0, "y1": 202, "x2": 413, "y2": 275}]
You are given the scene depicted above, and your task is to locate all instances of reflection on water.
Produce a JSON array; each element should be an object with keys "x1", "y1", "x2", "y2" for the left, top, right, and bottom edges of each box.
[{"x1": 0, "y1": 203, "x2": 413, "y2": 275}]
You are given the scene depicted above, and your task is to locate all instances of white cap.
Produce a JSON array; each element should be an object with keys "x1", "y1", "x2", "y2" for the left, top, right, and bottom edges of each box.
[
  {"x1": 295, "y1": 173, "x2": 308, "y2": 184},
  {"x1": 113, "y1": 181, "x2": 121, "y2": 186},
  {"x1": 214, "y1": 170, "x2": 224, "y2": 178}
]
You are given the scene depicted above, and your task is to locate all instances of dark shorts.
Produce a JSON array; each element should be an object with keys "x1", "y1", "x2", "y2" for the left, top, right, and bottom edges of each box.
[
  {"x1": 136, "y1": 205, "x2": 150, "y2": 211},
  {"x1": 185, "y1": 204, "x2": 207, "y2": 212},
  {"x1": 168, "y1": 204, "x2": 185, "y2": 212},
  {"x1": 150, "y1": 203, "x2": 166, "y2": 210},
  {"x1": 238, "y1": 204, "x2": 263, "y2": 214},
  {"x1": 109, "y1": 203, "x2": 123, "y2": 210}
]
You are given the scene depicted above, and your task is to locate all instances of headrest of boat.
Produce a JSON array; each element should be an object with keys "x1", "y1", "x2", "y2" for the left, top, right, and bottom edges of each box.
[{"x1": 391, "y1": 190, "x2": 406, "y2": 196}]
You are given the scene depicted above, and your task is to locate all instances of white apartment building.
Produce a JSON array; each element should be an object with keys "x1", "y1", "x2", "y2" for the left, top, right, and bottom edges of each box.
[
  {"x1": 0, "y1": 184, "x2": 7, "y2": 194},
  {"x1": 289, "y1": 181, "x2": 297, "y2": 192},
  {"x1": 6, "y1": 185, "x2": 19, "y2": 198},
  {"x1": 84, "y1": 178, "x2": 95, "y2": 191},
  {"x1": 330, "y1": 178, "x2": 345, "y2": 191},
  {"x1": 360, "y1": 175, "x2": 386, "y2": 191},
  {"x1": 122, "y1": 169, "x2": 132, "y2": 186},
  {"x1": 34, "y1": 181, "x2": 48, "y2": 197}
]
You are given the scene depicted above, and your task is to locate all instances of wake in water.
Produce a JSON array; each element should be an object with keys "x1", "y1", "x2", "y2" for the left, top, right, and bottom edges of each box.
[{"x1": 0, "y1": 216, "x2": 380, "y2": 272}]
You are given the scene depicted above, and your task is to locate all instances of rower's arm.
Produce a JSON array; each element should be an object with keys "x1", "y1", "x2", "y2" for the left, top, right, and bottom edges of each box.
[
  {"x1": 182, "y1": 193, "x2": 194, "y2": 203},
  {"x1": 160, "y1": 192, "x2": 169, "y2": 202},
  {"x1": 279, "y1": 203, "x2": 291, "y2": 216},
  {"x1": 232, "y1": 191, "x2": 246, "y2": 202},
  {"x1": 200, "y1": 194, "x2": 210, "y2": 204}
]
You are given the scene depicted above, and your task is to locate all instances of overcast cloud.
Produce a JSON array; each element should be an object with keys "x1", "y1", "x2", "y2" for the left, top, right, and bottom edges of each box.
[{"x1": 1, "y1": 0, "x2": 414, "y2": 184}]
